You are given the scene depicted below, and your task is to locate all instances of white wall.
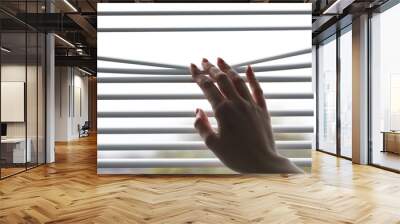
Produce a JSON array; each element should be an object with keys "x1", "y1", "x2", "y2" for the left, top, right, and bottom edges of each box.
[
  {"x1": 1, "y1": 65, "x2": 34, "y2": 138},
  {"x1": 1, "y1": 63, "x2": 46, "y2": 164},
  {"x1": 55, "y1": 67, "x2": 89, "y2": 141}
]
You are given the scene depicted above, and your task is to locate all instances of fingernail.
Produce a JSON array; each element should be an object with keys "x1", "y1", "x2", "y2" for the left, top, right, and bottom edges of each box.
[
  {"x1": 202, "y1": 58, "x2": 208, "y2": 63},
  {"x1": 247, "y1": 65, "x2": 253, "y2": 72},
  {"x1": 195, "y1": 108, "x2": 199, "y2": 114},
  {"x1": 217, "y1": 57, "x2": 225, "y2": 64}
]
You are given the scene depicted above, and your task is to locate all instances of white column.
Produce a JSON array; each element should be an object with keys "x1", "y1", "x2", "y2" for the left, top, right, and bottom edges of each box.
[
  {"x1": 352, "y1": 14, "x2": 369, "y2": 164},
  {"x1": 46, "y1": 33, "x2": 55, "y2": 163},
  {"x1": 46, "y1": 1, "x2": 55, "y2": 163}
]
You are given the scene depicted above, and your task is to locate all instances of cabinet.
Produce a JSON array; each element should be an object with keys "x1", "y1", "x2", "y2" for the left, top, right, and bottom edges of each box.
[{"x1": 382, "y1": 132, "x2": 400, "y2": 154}]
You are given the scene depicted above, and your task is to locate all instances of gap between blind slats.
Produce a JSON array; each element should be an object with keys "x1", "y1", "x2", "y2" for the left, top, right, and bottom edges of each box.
[
  {"x1": 97, "y1": 141, "x2": 312, "y2": 151},
  {"x1": 97, "y1": 158, "x2": 311, "y2": 168},
  {"x1": 98, "y1": 48, "x2": 311, "y2": 70},
  {"x1": 98, "y1": 126, "x2": 314, "y2": 134},
  {"x1": 97, "y1": 63, "x2": 311, "y2": 75}
]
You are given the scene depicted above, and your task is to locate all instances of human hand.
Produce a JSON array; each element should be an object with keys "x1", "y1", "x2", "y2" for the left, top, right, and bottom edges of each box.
[{"x1": 190, "y1": 58, "x2": 302, "y2": 173}]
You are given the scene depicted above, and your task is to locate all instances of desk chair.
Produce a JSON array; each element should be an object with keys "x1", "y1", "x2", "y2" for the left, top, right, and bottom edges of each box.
[{"x1": 79, "y1": 121, "x2": 90, "y2": 138}]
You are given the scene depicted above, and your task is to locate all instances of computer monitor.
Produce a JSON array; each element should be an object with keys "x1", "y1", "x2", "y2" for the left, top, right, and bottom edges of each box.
[{"x1": 1, "y1": 123, "x2": 7, "y2": 137}]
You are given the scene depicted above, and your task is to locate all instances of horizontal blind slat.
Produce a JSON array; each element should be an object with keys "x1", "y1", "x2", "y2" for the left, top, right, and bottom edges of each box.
[
  {"x1": 97, "y1": 110, "x2": 314, "y2": 118},
  {"x1": 97, "y1": 93, "x2": 314, "y2": 100},
  {"x1": 98, "y1": 56, "x2": 188, "y2": 70},
  {"x1": 98, "y1": 158, "x2": 311, "y2": 168},
  {"x1": 233, "y1": 48, "x2": 312, "y2": 67},
  {"x1": 98, "y1": 26, "x2": 311, "y2": 32},
  {"x1": 97, "y1": 75, "x2": 312, "y2": 83},
  {"x1": 97, "y1": 10, "x2": 311, "y2": 16},
  {"x1": 98, "y1": 126, "x2": 314, "y2": 134},
  {"x1": 97, "y1": 141, "x2": 312, "y2": 151}
]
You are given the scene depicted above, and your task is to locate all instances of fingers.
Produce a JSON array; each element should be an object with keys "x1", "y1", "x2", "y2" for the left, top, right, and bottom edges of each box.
[
  {"x1": 201, "y1": 58, "x2": 241, "y2": 101},
  {"x1": 190, "y1": 64, "x2": 225, "y2": 109},
  {"x1": 217, "y1": 58, "x2": 253, "y2": 102},
  {"x1": 246, "y1": 65, "x2": 267, "y2": 111},
  {"x1": 194, "y1": 108, "x2": 219, "y2": 149}
]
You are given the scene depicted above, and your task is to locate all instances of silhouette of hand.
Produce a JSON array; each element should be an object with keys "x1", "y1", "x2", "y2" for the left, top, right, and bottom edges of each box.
[{"x1": 190, "y1": 58, "x2": 302, "y2": 173}]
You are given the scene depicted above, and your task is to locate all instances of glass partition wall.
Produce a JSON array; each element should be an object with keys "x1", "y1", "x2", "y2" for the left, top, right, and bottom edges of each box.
[
  {"x1": 0, "y1": 2, "x2": 46, "y2": 179},
  {"x1": 316, "y1": 25, "x2": 352, "y2": 159}
]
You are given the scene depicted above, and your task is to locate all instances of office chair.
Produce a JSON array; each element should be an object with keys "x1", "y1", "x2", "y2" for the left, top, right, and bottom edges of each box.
[{"x1": 79, "y1": 121, "x2": 90, "y2": 138}]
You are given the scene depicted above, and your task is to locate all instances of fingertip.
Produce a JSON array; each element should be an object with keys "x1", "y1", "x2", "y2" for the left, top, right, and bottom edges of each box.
[
  {"x1": 217, "y1": 57, "x2": 227, "y2": 69},
  {"x1": 195, "y1": 108, "x2": 201, "y2": 117},
  {"x1": 190, "y1": 63, "x2": 202, "y2": 77},
  {"x1": 202, "y1": 58, "x2": 209, "y2": 63},
  {"x1": 195, "y1": 111, "x2": 201, "y2": 119},
  {"x1": 190, "y1": 63, "x2": 196, "y2": 72},
  {"x1": 246, "y1": 65, "x2": 255, "y2": 79},
  {"x1": 246, "y1": 65, "x2": 253, "y2": 73},
  {"x1": 196, "y1": 108, "x2": 207, "y2": 119}
]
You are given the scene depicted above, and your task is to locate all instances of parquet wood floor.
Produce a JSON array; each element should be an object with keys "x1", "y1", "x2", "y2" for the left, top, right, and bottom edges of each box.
[{"x1": 1, "y1": 135, "x2": 400, "y2": 224}]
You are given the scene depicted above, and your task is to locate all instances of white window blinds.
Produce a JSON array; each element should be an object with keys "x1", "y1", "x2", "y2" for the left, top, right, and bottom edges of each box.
[{"x1": 97, "y1": 3, "x2": 313, "y2": 174}]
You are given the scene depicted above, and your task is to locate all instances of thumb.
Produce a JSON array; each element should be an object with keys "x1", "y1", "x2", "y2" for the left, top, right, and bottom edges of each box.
[{"x1": 194, "y1": 108, "x2": 219, "y2": 149}]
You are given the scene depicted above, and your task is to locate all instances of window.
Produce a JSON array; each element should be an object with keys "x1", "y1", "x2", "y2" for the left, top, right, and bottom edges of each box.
[
  {"x1": 371, "y1": 3, "x2": 400, "y2": 171},
  {"x1": 339, "y1": 27, "x2": 352, "y2": 158},
  {"x1": 97, "y1": 3, "x2": 313, "y2": 174},
  {"x1": 317, "y1": 36, "x2": 337, "y2": 154}
]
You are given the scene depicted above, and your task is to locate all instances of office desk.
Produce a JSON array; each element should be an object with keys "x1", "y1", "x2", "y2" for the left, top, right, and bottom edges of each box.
[
  {"x1": 382, "y1": 131, "x2": 400, "y2": 154},
  {"x1": 1, "y1": 138, "x2": 31, "y2": 163}
]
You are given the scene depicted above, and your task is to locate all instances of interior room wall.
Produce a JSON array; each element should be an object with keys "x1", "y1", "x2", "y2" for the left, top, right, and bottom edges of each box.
[
  {"x1": 1, "y1": 63, "x2": 43, "y2": 165},
  {"x1": 55, "y1": 66, "x2": 89, "y2": 141},
  {"x1": 72, "y1": 71, "x2": 89, "y2": 138},
  {"x1": 88, "y1": 77, "x2": 97, "y2": 132},
  {"x1": 55, "y1": 66, "x2": 70, "y2": 141},
  {"x1": 1, "y1": 64, "x2": 28, "y2": 138}
]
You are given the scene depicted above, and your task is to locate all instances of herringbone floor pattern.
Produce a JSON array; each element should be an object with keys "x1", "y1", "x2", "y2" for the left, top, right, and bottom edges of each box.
[{"x1": 1, "y1": 135, "x2": 400, "y2": 224}]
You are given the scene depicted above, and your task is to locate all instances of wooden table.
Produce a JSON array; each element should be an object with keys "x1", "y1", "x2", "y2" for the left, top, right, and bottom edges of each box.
[{"x1": 382, "y1": 131, "x2": 400, "y2": 154}]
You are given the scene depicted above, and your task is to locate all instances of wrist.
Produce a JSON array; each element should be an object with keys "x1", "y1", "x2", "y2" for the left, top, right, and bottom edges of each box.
[{"x1": 263, "y1": 153, "x2": 303, "y2": 174}]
